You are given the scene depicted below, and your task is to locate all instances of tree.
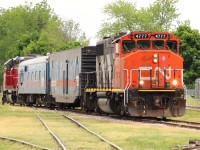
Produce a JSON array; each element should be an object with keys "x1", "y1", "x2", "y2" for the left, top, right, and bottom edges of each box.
[
  {"x1": 97, "y1": 0, "x2": 179, "y2": 38},
  {"x1": 0, "y1": 0, "x2": 89, "y2": 85},
  {"x1": 97, "y1": 0, "x2": 138, "y2": 38},
  {"x1": 173, "y1": 24, "x2": 200, "y2": 88},
  {"x1": 145, "y1": 0, "x2": 179, "y2": 31}
]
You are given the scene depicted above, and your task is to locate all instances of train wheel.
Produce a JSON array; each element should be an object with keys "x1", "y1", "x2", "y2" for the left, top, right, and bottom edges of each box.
[
  {"x1": 2, "y1": 95, "x2": 6, "y2": 105},
  {"x1": 80, "y1": 98, "x2": 85, "y2": 111},
  {"x1": 49, "y1": 104, "x2": 55, "y2": 110},
  {"x1": 120, "y1": 110, "x2": 125, "y2": 116},
  {"x1": 83, "y1": 93, "x2": 89, "y2": 111}
]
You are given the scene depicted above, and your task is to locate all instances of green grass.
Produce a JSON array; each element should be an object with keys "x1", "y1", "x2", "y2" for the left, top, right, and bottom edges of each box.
[
  {"x1": 186, "y1": 95, "x2": 200, "y2": 107},
  {"x1": 0, "y1": 105, "x2": 114, "y2": 150},
  {"x1": 67, "y1": 112, "x2": 200, "y2": 150},
  {"x1": 0, "y1": 105, "x2": 60, "y2": 150},
  {"x1": 37, "y1": 112, "x2": 112, "y2": 150},
  {"x1": 171, "y1": 109, "x2": 200, "y2": 122}
]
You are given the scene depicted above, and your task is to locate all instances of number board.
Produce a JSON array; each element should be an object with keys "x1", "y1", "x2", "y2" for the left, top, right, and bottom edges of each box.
[
  {"x1": 134, "y1": 34, "x2": 148, "y2": 39},
  {"x1": 154, "y1": 34, "x2": 167, "y2": 39}
]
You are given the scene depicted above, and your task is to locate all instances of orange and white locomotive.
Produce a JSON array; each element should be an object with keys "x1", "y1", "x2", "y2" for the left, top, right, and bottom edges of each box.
[{"x1": 85, "y1": 32, "x2": 186, "y2": 118}]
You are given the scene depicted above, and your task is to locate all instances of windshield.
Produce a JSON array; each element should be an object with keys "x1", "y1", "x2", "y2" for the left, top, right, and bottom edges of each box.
[
  {"x1": 137, "y1": 40, "x2": 150, "y2": 49},
  {"x1": 166, "y1": 40, "x2": 177, "y2": 53},
  {"x1": 153, "y1": 40, "x2": 164, "y2": 50},
  {"x1": 121, "y1": 39, "x2": 178, "y2": 53},
  {"x1": 122, "y1": 40, "x2": 135, "y2": 53}
]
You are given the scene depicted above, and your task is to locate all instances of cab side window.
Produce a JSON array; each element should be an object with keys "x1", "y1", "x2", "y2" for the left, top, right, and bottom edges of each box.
[
  {"x1": 166, "y1": 41, "x2": 177, "y2": 53},
  {"x1": 122, "y1": 40, "x2": 135, "y2": 53}
]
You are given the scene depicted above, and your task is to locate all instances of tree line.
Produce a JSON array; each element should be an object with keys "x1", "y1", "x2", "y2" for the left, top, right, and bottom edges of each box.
[
  {"x1": 98, "y1": 0, "x2": 200, "y2": 88},
  {"x1": 0, "y1": 0, "x2": 199, "y2": 88},
  {"x1": 0, "y1": 0, "x2": 89, "y2": 84}
]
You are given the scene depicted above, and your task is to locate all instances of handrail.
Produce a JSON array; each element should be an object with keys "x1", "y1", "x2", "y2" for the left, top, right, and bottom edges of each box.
[{"x1": 123, "y1": 69, "x2": 129, "y2": 107}]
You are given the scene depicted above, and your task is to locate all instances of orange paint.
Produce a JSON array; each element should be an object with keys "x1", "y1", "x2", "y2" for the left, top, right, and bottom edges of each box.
[{"x1": 112, "y1": 32, "x2": 183, "y2": 90}]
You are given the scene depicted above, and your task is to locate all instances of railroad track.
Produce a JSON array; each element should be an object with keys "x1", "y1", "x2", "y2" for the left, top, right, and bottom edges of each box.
[
  {"x1": 37, "y1": 114, "x2": 67, "y2": 150},
  {"x1": 3, "y1": 105, "x2": 200, "y2": 149},
  {"x1": 56, "y1": 110, "x2": 123, "y2": 150},
  {"x1": 34, "y1": 107, "x2": 123, "y2": 150},
  {"x1": 55, "y1": 108, "x2": 200, "y2": 131},
  {"x1": 0, "y1": 135, "x2": 52, "y2": 150},
  {"x1": 165, "y1": 119, "x2": 200, "y2": 130},
  {"x1": 187, "y1": 106, "x2": 200, "y2": 111},
  {"x1": 132, "y1": 118, "x2": 200, "y2": 131},
  {"x1": 33, "y1": 106, "x2": 200, "y2": 149},
  {"x1": 56, "y1": 109, "x2": 200, "y2": 135},
  {"x1": 172, "y1": 140, "x2": 200, "y2": 150}
]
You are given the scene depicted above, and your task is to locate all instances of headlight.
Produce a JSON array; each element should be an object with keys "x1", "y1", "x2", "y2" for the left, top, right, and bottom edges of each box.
[
  {"x1": 153, "y1": 54, "x2": 158, "y2": 58},
  {"x1": 172, "y1": 80, "x2": 178, "y2": 86},
  {"x1": 139, "y1": 80, "x2": 144, "y2": 85},
  {"x1": 153, "y1": 59, "x2": 158, "y2": 63}
]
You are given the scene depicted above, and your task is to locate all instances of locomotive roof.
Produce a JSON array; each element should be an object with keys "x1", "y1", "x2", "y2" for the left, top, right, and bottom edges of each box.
[
  {"x1": 49, "y1": 46, "x2": 95, "y2": 60},
  {"x1": 50, "y1": 47, "x2": 81, "y2": 56},
  {"x1": 111, "y1": 31, "x2": 179, "y2": 43},
  {"x1": 19, "y1": 56, "x2": 49, "y2": 66},
  {"x1": 4, "y1": 54, "x2": 43, "y2": 67}
]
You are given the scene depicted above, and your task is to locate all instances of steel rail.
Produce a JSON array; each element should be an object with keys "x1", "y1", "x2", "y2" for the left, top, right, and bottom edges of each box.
[
  {"x1": 135, "y1": 118, "x2": 200, "y2": 130},
  {"x1": 57, "y1": 108, "x2": 200, "y2": 131},
  {"x1": 166, "y1": 119, "x2": 200, "y2": 126},
  {"x1": 105, "y1": 113, "x2": 200, "y2": 131},
  {"x1": 0, "y1": 135, "x2": 53, "y2": 150},
  {"x1": 37, "y1": 114, "x2": 67, "y2": 150},
  {"x1": 187, "y1": 106, "x2": 200, "y2": 111},
  {"x1": 160, "y1": 121, "x2": 200, "y2": 130},
  {"x1": 56, "y1": 110, "x2": 123, "y2": 150}
]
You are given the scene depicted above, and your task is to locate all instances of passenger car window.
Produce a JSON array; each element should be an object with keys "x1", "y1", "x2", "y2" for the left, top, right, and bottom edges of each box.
[
  {"x1": 122, "y1": 40, "x2": 135, "y2": 53},
  {"x1": 166, "y1": 40, "x2": 177, "y2": 53},
  {"x1": 39, "y1": 71, "x2": 41, "y2": 80},
  {"x1": 137, "y1": 40, "x2": 150, "y2": 49},
  {"x1": 31, "y1": 72, "x2": 34, "y2": 80},
  {"x1": 35, "y1": 71, "x2": 37, "y2": 80},
  {"x1": 27, "y1": 72, "x2": 30, "y2": 81},
  {"x1": 20, "y1": 73, "x2": 23, "y2": 83},
  {"x1": 153, "y1": 40, "x2": 164, "y2": 50}
]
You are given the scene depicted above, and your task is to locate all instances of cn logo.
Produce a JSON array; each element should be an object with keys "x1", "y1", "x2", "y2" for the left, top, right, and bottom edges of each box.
[{"x1": 139, "y1": 66, "x2": 171, "y2": 80}]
